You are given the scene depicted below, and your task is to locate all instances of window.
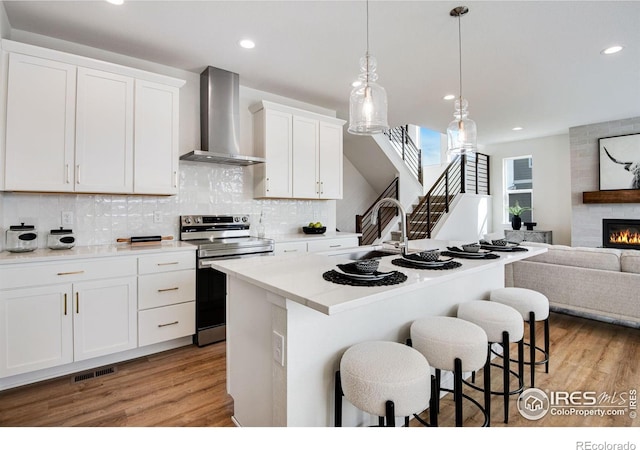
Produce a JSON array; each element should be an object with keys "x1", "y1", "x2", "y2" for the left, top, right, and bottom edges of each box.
[{"x1": 503, "y1": 156, "x2": 533, "y2": 223}]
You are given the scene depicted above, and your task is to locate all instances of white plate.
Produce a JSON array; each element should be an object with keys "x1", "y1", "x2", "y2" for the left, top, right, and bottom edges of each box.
[
  {"x1": 445, "y1": 249, "x2": 492, "y2": 258},
  {"x1": 481, "y1": 243, "x2": 519, "y2": 251},
  {"x1": 401, "y1": 254, "x2": 454, "y2": 267},
  {"x1": 335, "y1": 265, "x2": 395, "y2": 280}
]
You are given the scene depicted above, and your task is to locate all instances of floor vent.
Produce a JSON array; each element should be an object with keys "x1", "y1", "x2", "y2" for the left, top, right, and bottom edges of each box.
[{"x1": 72, "y1": 366, "x2": 117, "y2": 383}]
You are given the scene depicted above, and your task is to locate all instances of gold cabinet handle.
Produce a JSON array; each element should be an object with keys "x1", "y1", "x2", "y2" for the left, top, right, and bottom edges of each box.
[
  {"x1": 157, "y1": 287, "x2": 179, "y2": 293},
  {"x1": 329, "y1": 244, "x2": 341, "y2": 248},
  {"x1": 173, "y1": 170, "x2": 178, "y2": 188},
  {"x1": 65, "y1": 164, "x2": 70, "y2": 184},
  {"x1": 76, "y1": 292, "x2": 79, "y2": 314},
  {"x1": 64, "y1": 293, "x2": 68, "y2": 316},
  {"x1": 76, "y1": 164, "x2": 80, "y2": 184},
  {"x1": 57, "y1": 270, "x2": 85, "y2": 276},
  {"x1": 156, "y1": 262, "x2": 179, "y2": 266},
  {"x1": 158, "y1": 321, "x2": 179, "y2": 328}
]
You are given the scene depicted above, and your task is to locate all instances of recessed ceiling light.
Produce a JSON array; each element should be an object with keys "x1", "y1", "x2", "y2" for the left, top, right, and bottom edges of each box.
[
  {"x1": 239, "y1": 39, "x2": 256, "y2": 49},
  {"x1": 601, "y1": 45, "x2": 623, "y2": 55},
  {"x1": 443, "y1": 94, "x2": 456, "y2": 101},
  {"x1": 106, "y1": 0, "x2": 124, "y2": 5},
  {"x1": 512, "y1": 127, "x2": 523, "y2": 131}
]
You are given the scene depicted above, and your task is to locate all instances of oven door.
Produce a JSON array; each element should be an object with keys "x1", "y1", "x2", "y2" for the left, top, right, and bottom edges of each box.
[{"x1": 195, "y1": 251, "x2": 273, "y2": 347}]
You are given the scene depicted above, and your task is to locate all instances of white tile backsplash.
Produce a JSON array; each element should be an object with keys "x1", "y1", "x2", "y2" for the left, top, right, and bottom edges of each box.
[{"x1": 0, "y1": 162, "x2": 333, "y2": 250}]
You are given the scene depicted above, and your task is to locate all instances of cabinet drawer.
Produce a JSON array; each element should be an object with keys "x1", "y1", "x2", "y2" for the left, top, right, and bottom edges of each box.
[
  {"x1": 274, "y1": 241, "x2": 308, "y2": 256},
  {"x1": 138, "y1": 251, "x2": 195, "y2": 274},
  {"x1": 0, "y1": 257, "x2": 137, "y2": 290},
  {"x1": 307, "y1": 238, "x2": 359, "y2": 253},
  {"x1": 138, "y1": 301, "x2": 195, "y2": 347},
  {"x1": 138, "y1": 270, "x2": 195, "y2": 310}
]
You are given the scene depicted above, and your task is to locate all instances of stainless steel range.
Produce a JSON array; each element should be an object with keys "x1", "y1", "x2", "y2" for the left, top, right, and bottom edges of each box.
[{"x1": 180, "y1": 214, "x2": 274, "y2": 346}]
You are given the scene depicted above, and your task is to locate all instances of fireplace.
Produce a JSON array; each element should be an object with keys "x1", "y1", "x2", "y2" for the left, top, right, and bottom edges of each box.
[{"x1": 602, "y1": 219, "x2": 640, "y2": 250}]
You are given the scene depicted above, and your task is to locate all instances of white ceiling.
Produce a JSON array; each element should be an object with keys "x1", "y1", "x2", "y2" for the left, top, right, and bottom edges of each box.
[{"x1": 3, "y1": 0, "x2": 640, "y2": 146}]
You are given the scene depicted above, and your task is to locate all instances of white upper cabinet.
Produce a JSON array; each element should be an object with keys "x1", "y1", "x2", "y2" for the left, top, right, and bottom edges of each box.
[
  {"x1": 292, "y1": 116, "x2": 320, "y2": 198},
  {"x1": 134, "y1": 80, "x2": 180, "y2": 195},
  {"x1": 75, "y1": 68, "x2": 134, "y2": 193},
  {"x1": 4, "y1": 53, "x2": 77, "y2": 192},
  {"x1": 251, "y1": 101, "x2": 345, "y2": 200},
  {"x1": 1, "y1": 40, "x2": 185, "y2": 195},
  {"x1": 253, "y1": 108, "x2": 293, "y2": 198},
  {"x1": 318, "y1": 121, "x2": 343, "y2": 199}
]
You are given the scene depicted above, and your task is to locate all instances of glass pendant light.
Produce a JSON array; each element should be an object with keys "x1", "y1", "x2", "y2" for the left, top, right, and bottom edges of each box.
[
  {"x1": 348, "y1": 0, "x2": 388, "y2": 135},
  {"x1": 447, "y1": 6, "x2": 477, "y2": 155}
]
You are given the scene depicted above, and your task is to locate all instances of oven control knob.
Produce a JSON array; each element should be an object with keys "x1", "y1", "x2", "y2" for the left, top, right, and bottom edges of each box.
[
  {"x1": 234, "y1": 217, "x2": 240, "y2": 222},
  {"x1": 241, "y1": 216, "x2": 248, "y2": 222},
  {"x1": 195, "y1": 217, "x2": 201, "y2": 224},
  {"x1": 184, "y1": 217, "x2": 192, "y2": 225}
]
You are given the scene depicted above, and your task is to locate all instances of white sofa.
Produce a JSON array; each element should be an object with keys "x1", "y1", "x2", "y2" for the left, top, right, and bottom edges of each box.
[{"x1": 505, "y1": 242, "x2": 640, "y2": 328}]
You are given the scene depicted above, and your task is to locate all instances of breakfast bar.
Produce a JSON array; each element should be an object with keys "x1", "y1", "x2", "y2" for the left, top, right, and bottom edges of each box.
[{"x1": 210, "y1": 240, "x2": 547, "y2": 427}]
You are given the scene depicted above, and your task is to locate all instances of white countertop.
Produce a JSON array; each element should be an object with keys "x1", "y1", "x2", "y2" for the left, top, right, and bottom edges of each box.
[
  {"x1": 210, "y1": 239, "x2": 547, "y2": 315},
  {"x1": 0, "y1": 241, "x2": 196, "y2": 265},
  {"x1": 268, "y1": 231, "x2": 360, "y2": 243}
]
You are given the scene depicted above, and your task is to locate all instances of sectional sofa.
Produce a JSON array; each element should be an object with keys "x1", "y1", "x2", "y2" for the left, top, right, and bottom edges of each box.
[{"x1": 505, "y1": 242, "x2": 640, "y2": 328}]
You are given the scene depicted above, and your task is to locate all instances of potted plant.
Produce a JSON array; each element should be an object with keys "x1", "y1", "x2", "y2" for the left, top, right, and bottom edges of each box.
[{"x1": 508, "y1": 201, "x2": 531, "y2": 230}]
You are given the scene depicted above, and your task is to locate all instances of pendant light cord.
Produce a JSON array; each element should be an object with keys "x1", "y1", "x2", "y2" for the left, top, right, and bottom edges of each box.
[
  {"x1": 365, "y1": 0, "x2": 370, "y2": 85},
  {"x1": 458, "y1": 12, "x2": 463, "y2": 105}
]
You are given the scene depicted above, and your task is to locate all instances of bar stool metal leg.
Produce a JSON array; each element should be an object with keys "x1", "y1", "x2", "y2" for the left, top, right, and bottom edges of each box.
[
  {"x1": 544, "y1": 317, "x2": 550, "y2": 373},
  {"x1": 529, "y1": 311, "x2": 536, "y2": 387}
]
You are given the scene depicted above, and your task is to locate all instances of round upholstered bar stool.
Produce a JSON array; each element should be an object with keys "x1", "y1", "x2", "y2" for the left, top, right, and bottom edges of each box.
[
  {"x1": 410, "y1": 316, "x2": 489, "y2": 427},
  {"x1": 457, "y1": 300, "x2": 525, "y2": 423},
  {"x1": 490, "y1": 287, "x2": 550, "y2": 388},
  {"x1": 335, "y1": 341, "x2": 432, "y2": 427}
]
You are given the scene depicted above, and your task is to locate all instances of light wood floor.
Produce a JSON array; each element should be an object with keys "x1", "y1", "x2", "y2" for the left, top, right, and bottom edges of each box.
[{"x1": 0, "y1": 312, "x2": 638, "y2": 427}]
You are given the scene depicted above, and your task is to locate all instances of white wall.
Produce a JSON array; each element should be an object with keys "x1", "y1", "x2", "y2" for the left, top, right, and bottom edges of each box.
[
  {"x1": 335, "y1": 157, "x2": 378, "y2": 233},
  {"x1": 433, "y1": 194, "x2": 492, "y2": 242},
  {"x1": 485, "y1": 134, "x2": 571, "y2": 245},
  {"x1": 0, "y1": 30, "x2": 338, "y2": 250}
]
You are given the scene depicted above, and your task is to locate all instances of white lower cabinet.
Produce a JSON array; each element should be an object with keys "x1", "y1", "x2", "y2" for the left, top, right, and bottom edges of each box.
[
  {"x1": 274, "y1": 241, "x2": 308, "y2": 256},
  {"x1": 72, "y1": 277, "x2": 137, "y2": 362},
  {"x1": 138, "y1": 302, "x2": 195, "y2": 347},
  {"x1": 0, "y1": 275, "x2": 136, "y2": 377},
  {"x1": 307, "y1": 237, "x2": 359, "y2": 253},
  {"x1": 274, "y1": 236, "x2": 360, "y2": 255},
  {"x1": 137, "y1": 252, "x2": 196, "y2": 347},
  {"x1": 0, "y1": 248, "x2": 196, "y2": 384},
  {"x1": 0, "y1": 285, "x2": 73, "y2": 377}
]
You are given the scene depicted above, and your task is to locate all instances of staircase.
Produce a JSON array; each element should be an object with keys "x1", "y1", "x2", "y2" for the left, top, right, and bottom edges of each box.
[
  {"x1": 356, "y1": 178, "x2": 400, "y2": 246},
  {"x1": 391, "y1": 152, "x2": 490, "y2": 241},
  {"x1": 383, "y1": 125, "x2": 422, "y2": 184}
]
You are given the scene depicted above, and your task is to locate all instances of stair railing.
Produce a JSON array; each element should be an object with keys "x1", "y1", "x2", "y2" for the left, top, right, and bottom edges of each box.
[
  {"x1": 408, "y1": 152, "x2": 490, "y2": 239},
  {"x1": 383, "y1": 125, "x2": 423, "y2": 184},
  {"x1": 355, "y1": 177, "x2": 400, "y2": 246}
]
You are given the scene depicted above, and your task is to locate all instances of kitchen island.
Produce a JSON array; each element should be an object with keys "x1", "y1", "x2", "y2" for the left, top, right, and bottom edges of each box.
[{"x1": 210, "y1": 239, "x2": 546, "y2": 427}]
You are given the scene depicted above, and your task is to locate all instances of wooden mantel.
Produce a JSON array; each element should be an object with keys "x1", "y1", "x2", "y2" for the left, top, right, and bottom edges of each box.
[{"x1": 583, "y1": 190, "x2": 640, "y2": 204}]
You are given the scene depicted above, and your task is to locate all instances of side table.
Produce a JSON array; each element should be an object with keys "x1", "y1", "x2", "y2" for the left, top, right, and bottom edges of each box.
[{"x1": 505, "y1": 230, "x2": 552, "y2": 244}]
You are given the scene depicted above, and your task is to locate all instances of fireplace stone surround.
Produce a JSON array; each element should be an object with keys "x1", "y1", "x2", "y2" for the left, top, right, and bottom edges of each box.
[{"x1": 570, "y1": 116, "x2": 640, "y2": 248}]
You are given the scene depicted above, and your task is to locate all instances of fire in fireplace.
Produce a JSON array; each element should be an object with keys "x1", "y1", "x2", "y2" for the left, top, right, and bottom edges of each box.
[{"x1": 602, "y1": 219, "x2": 640, "y2": 250}]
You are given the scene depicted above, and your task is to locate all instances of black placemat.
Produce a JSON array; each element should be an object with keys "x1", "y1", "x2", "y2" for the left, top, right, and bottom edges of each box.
[
  {"x1": 391, "y1": 258, "x2": 462, "y2": 270},
  {"x1": 443, "y1": 247, "x2": 501, "y2": 259},
  {"x1": 322, "y1": 270, "x2": 407, "y2": 286}
]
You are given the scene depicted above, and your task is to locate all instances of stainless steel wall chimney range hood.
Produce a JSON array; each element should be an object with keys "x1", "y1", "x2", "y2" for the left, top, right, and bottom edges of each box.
[{"x1": 180, "y1": 66, "x2": 265, "y2": 166}]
